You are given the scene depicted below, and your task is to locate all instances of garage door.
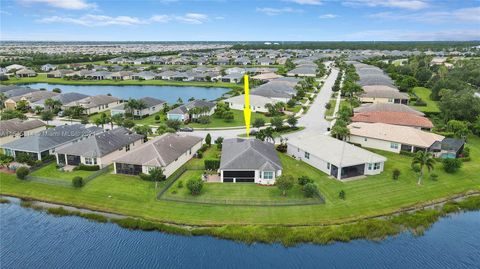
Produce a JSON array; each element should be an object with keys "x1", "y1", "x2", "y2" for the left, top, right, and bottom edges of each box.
[{"x1": 223, "y1": 171, "x2": 255, "y2": 183}]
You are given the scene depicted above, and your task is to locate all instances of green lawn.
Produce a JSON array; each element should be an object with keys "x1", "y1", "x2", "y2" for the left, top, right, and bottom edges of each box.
[
  {"x1": 410, "y1": 87, "x2": 440, "y2": 113},
  {"x1": 2, "y1": 136, "x2": 480, "y2": 226},
  {"x1": 88, "y1": 110, "x2": 111, "y2": 123},
  {"x1": 133, "y1": 112, "x2": 167, "y2": 126},
  {"x1": 30, "y1": 163, "x2": 95, "y2": 182},
  {"x1": 1, "y1": 73, "x2": 241, "y2": 90},
  {"x1": 325, "y1": 99, "x2": 337, "y2": 118},
  {"x1": 187, "y1": 109, "x2": 269, "y2": 128}
]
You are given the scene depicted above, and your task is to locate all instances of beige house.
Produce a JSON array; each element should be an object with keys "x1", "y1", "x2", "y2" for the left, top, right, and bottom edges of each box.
[
  {"x1": 55, "y1": 127, "x2": 144, "y2": 168},
  {"x1": 63, "y1": 95, "x2": 120, "y2": 115},
  {"x1": 359, "y1": 85, "x2": 409, "y2": 104},
  {"x1": 348, "y1": 122, "x2": 444, "y2": 153},
  {"x1": 4, "y1": 91, "x2": 59, "y2": 109},
  {"x1": 224, "y1": 94, "x2": 279, "y2": 113},
  {"x1": 0, "y1": 119, "x2": 46, "y2": 145},
  {"x1": 113, "y1": 134, "x2": 203, "y2": 177}
]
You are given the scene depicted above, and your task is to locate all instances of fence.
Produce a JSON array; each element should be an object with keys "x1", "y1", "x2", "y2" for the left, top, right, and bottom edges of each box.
[
  {"x1": 159, "y1": 195, "x2": 325, "y2": 206},
  {"x1": 25, "y1": 165, "x2": 111, "y2": 187}
]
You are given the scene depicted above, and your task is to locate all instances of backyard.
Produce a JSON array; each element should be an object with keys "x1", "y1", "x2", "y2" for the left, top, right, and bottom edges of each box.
[
  {"x1": 187, "y1": 109, "x2": 270, "y2": 128},
  {"x1": 29, "y1": 163, "x2": 97, "y2": 182},
  {"x1": 410, "y1": 87, "x2": 440, "y2": 113},
  {"x1": 2, "y1": 136, "x2": 479, "y2": 226}
]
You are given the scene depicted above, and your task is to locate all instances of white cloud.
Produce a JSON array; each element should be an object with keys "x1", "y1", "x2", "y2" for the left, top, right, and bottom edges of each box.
[
  {"x1": 369, "y1": 7, "x2": 480, "y2": 23},
  {"x1": 345, "y1": 29, "x2": 480, "y2": 41},
  {"x1": 37, "y1": 13, "x2": 211, "y2": 26},
  {"x1": 343, "y1": 0, "x2": 429, "y2": 10},
  {"x1": 19, "y1": 0, "x2": 97, "y2": 10},
  {"x1": 174, "y1": 13, "x2": 209, "y2": 24},
  {"x1": 0, "y1": 10, "x2": 12, "y2": 15},
  {"x1": 37, "y1": 14, "x2": 147, "y2": 26},
  {"x1": 319, "y1": 14, "x2": 338, "y2": 19},
  {"x1": 286, "y1": 0, "x2": 322, "y2": 5},
  {"x1": 256, "y1": 7, "x2": 302, "y2": 16}
]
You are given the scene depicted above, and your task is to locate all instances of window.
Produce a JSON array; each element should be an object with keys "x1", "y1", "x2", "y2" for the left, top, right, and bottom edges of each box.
[
  {"x1": 263, "y1": 171, "x2": 274, "y2": 179},
  {"x1": 374, "y1": 163, "x2": 381, "y2": 170},
  {"x1": 390, "y1": 142, "x2": 399, "y2": 149},
  {"x1": 327, "y1": 163, "x2": 330, "y2": 169},
  {"x1": 364, "y1": 137, "x2": 368, "y2": 141},
  {"x1": 126, "y1": 145, "x2": 130, "y2": 152},
  {"x1": 304, "y1": 152, "x2": 310, "y2": 159},
  {"x1": 368, "y1": 163, "x2": 373, "y2": 170},
  {"x1": 85, "y1": 158, "x2": 93, "y2": 165}
]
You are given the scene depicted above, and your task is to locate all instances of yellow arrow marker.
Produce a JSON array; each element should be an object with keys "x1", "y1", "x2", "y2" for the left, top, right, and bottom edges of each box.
[{"x1": 243, "y1": 74, "x2": 251, "y2": 137}]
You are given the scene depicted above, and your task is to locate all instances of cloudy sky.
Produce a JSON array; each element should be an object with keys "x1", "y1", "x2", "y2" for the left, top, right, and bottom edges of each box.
[{"x1": 1, "y1": 0, "x2": 479, "y2": 41}]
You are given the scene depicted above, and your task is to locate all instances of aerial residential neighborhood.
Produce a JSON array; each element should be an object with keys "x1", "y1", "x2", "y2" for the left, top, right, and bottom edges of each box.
[{"x1": 0, "y1": 0, "x2": 479, "y2": 268}]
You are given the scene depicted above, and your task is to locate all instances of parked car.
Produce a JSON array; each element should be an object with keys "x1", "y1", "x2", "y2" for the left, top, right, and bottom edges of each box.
[
  {"x1": 179, "y1": 127, "x2": 194, "y2": 132},
  {"x1": 57, "y1": 111, "x2": 65, "y2": 117}
]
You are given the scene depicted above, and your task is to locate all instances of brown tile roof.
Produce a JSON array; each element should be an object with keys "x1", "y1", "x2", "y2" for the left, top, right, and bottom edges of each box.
[{"x1": 351, "y1": 111, "x2": 433, "y2": 129}]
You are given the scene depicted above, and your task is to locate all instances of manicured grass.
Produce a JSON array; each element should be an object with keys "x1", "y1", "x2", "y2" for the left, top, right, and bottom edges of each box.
[
  {"x1": 186, "y1": 147, "x2": 221, "y2": 168},
  {"x1": 88, "y1": 110, "x2": 111, "y2": 122},
  {"x1": 410, "y1": 87, "x2": 440, "y2": 113},
  {"x1": 30, "y1": 163, "x2": 95, "y2": 181},
  {"x1": 133, "y1": 112, "x2": 167, "y2": 126},
  {"x1": 2, "y1": 137, "x2": 480, "y2": 226},
  {"x1": 325, "y1": 98, "x2": 337, "y2": 118},
  {"x1": 2, "y1": 74, "x2": 241, "y2": 90},
  {"x1": 187, "y1": 109, "x2": 270, "y2": 128}
]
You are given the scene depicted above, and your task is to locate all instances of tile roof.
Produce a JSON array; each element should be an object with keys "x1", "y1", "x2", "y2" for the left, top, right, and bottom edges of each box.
[
  {"x1": 354, "y1": 103, "x2": 424, "y2": 116},
  {"x1": 351, "y1": 111, "x2": 433, "y2": 129}
]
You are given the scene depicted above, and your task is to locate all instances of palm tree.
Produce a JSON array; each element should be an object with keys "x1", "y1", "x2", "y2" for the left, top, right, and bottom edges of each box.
[
  {"x1": 111, "y1": 113, "x2": 124, "y2": 128},
  {"x1": 411, "y1": 151, "x2": 436, "y2": 185},
  {"x1": 0, "y1": 92, "x2": 7, "y2": 111}
]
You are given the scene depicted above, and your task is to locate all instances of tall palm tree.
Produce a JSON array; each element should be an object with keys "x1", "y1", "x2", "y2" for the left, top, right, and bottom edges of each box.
[{"x1": 411, "y1": 151, "x2": 436, "y2": 185}]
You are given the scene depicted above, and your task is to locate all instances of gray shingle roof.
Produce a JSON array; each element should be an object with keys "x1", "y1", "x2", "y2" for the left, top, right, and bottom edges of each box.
[
  {"x1": 56, "y1": 127, "x2": 143, "y2": 158},
  {"x1": 0, "y1": 119, "x2": 46, "y2": 137},
  {"x1": 220, "y1": 138, "x2": 282, "y2": 171},
  {"x1": 113, "y1": 134, "x2": 202, "y2": 167},
  {"x1": 1, "y1": 124, "x2": 102, "y2": 153},
  {"x1": 168, "y1": 100, "x2": 215, "y2": 115},
  {"x1": 32, "y1": 92, "x2": 90, "y2": 107},
  {"x1": 139, "y1": 97, "x2": 166, "y2": 107}
]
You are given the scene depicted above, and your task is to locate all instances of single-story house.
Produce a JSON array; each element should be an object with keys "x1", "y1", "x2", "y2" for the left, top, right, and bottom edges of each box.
[
  {"x1": 0, "y1": 119, "x2": 46, "y2": 145},
  {"x1": 131, "y1": 71, "x2": 156, "y2": 80},
  {"x1": 47, "y1": 69, "x2": 73, "y2": 78},
  {"x1": 354, "y1": 103, "x2": 425, "y2": 116},
  {"x1": 219, "y1": 138, "x2": 282, "y2": 184},
  {"x1": 359, "y1": 85, "x2": 409, "y2": 104},
  {"x1": 31, "y1": 92, "x2": 89, "y2": 109},
  {"x1": 286, "y1": 66, "x2": 317, "y2": 77},
  {"x1": 1, "y1": 124, "x2": 102, "y2": 161},
  {"x1": 351, "y1": 111, "x2": 433, "y2": 130},
  {"x1": 429, "y1": 138, "x2": 465, "y2": 159},
  {"x1": 63, "y1": 95, "x2": 120, "y2": 115},
  {"x1": 250, "y1": 81, "x2": 296, "y2": 103},
  {"x1": 5, "y1": 64, "x2": 26, "y2": 72},
  {"x1": 15, "y1": 69, "x2": 36, "y2": 78},
  {"x1": 166, "y1": 100, "x2": 216, "y2": 122},
  {"x1": 348, "y1": 122, "x2": 445, "y2": 154},
  {"x1": 224, "y1": 94, "x2": 279, "y2": 113},
  {"x1": 113, "y1": 133, "x2": 203, "y2": 177},
  {"x1": 111, "y1": 97, "x2": 166, "y2": 117},
  {"x1": 56, "y1": 127, "x2": 144, "y2": 168},
  {"x1": 4, "y1": 90, "x2": 59, "y2": 109},
  {"x1": 41, "y1": 64, "x2": 57, "y2": 72},
  {"x1": 221, "y1": 73, "x2": 244, "y2": 83},
  {"x1": 287, "y1": 134, "x2": 387, "y2": 180}
]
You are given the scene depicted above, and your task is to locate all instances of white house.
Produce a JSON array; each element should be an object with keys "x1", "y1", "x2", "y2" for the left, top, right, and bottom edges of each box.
[
  {"x1": 287, "y1": 134, "x2": 387, "y2": 180},
  {"x1": 110, "y1": 97, "x2": 166, "y2": 117},
  {"x1": 224, "y1": 94, "x2": 279, "y2": 113}
]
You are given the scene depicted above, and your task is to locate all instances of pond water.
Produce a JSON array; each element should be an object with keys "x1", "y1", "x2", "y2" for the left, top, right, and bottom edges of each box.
[
  {"x1": 22, "y1": 83, "x2": 230, "y2": 104},
  {"x1": 1, "y1": 201, "x2": 479, "y2": 269}
]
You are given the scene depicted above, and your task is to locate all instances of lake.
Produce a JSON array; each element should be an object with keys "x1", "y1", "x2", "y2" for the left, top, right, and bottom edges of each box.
[
  {"x1": 22, "y1": 83, "x2": 230, "y2": 104},
  {"x1": 1, "y1": 201, "x2": 479, "y2": 269}
]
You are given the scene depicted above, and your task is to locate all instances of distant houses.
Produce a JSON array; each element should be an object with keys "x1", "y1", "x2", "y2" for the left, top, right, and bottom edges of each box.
[
  {"x1": 113, "y1": 133, "x2": 202, "y2": 177},
  {"x1": 219, "y1": 138, "x2": 282, "y2": 184},
  {"x1": 63, "y1": 95, "x2": 120, "y2": 115},
  {"x1": 111, "y1": 97, "x2": 166, "y2": 117}
]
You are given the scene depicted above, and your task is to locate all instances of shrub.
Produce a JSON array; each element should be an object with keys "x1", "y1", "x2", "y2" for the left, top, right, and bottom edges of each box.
[
  {"x1": 154, "y1": 115, "x2": 161, "y2": 122},
  {"x1": 199, "y1": 144, "x2": 209, "y2": 153},
  {"x1": 298, "y1": 176, "x2": 313, "y2": 186},
  {"x1": 139, "y1": 173, "x2": 151, "y2": 181},
  {"x1": 215, "y1": 137, "x2": 224, "y2": 149},
  {"x1": 148, "y1": 167, "x2": 166, "y2": 182},
  {"x1": 197, "y1": 116, "x2": 211, "y2": 124},
  {"x1": 16, "y1": 167, "x2": 29, "y2": 180},
  {"x1": 462, "y1": 147, "x2": 470, "y2": 158},
  {"x1": 276, "y1": 143, "x2": 287, "y2": 153},
  {"x1": 325, "y1": 102, "x2": 332, "y2": 110},
  {"x1": 196, "y1": 151, "x2": 203, "y2": 159},
  {"x1": 186, "y1": 178, "x2": 203, "y2": 195},
  {"x1": 414, "y1": 99, "x2": 427, "y2": 106},
  {"x1": 177, "y1": 180, "x2": 183, "y2": 188},
  {"x1": 205, "y1": 133, "x2": 212, "y2": 146},
  {"x1": 303, "y1": 183, "x2": 319, "y2": 198},
  {"x1": 72, "y1": 176, "x2": 84, "y2": 187},
  {"x1": 15, "y1": 153, "x2": 35, "y2": 166},
  {"x1": 75, "y1": 164, "x2": 100, "y2": 171},
  {"x1": 392, "y1": 169, "x2": 401, "y2": 180},
  {"x1": 204, "y1": 159, "x2": 220, "y2": 170},
  {"x1": 339, "y1": 190, "x2": 346, "y2": 200},
  {"x1": 430, "y1": 173, "x2": 439, "y2": 181},
  {"x1": 442, "y1": 158, "x2": 462, "y2": 173},
  {"x1": 276, "y1": 175, "x2": 295, "y2": 196}
]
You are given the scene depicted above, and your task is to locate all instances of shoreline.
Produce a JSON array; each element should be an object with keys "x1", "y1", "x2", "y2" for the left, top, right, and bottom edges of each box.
[{"x1": 2, "y1": 192, "x2": 479, "y2": 246}]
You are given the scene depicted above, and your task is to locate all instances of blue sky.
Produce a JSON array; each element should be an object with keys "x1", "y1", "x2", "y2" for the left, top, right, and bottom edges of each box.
[{"x1": 1, "y1": 0, "x2": 479, "y2": 41}]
